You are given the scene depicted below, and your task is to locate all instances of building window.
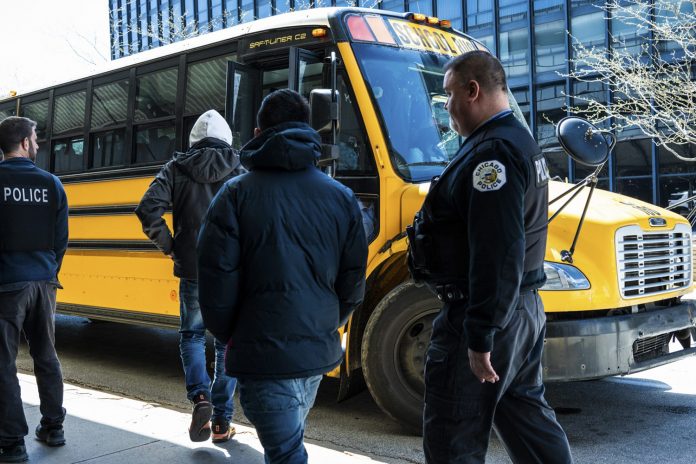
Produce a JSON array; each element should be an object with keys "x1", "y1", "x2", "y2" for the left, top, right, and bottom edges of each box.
[
  {"x1": 533, "y1": 0, "x2": 566, "y2": 79},
  {"x1": 659, "y1": 144, "x2": 696, "y2": 215},
  {"x1": 224, "y1": 0, "x2": 239, "y2": 25},
  {"x1": 211, "y1": 0, "x2": 223, "y2": 30},
  {"x1": 241, "y1": 0, "x2": 253, "y2": 21},
  {"x1": 571, "y1": 80, "x2": 608, "y2": 128},
  {"x1": 275, "y1": 0, "x2": 291, "y2": 13},
  {"x1": 161, "y1": 0, "x2": 171, "y2": 43},
  {"x1": 512, "y1": 87, "x2": 530, "y2": 125},
  {"x1": 185, "y1": 0, "x2": 196, "y2": 33},
  {"x1": 257, "y1": 0, "x2": 272, "y2": 18},
  {"x1": 436, "y1": 0, "x2": 463, "y2": 30},
  {"x1": 570, "y1": 9, "x2": 605, "y2": 67},
  {"x1": 535, "y1": 83, "x2": 565, "y2": 148},
  {"x1": 149, "y1": 0, "x2": 160, "y2": 46},
  {"x1": 500, "y1": 27, "x2": 530, "y2": 85},
  {"x1": 467, "y1": 0, "x2": 495, "y2": 53},
  {"x1": 614, "y1": 138, "x2": 653, "y2": 203},
  {"x1": 611, "y1": 1, "x2": 650, "y2": 57},
  {"x1": 198, "y1": 0, "x2": 210, "y2": 32},
  {"x1": 381, "y1": 1, "x2": 405, "y2": 13},
  {"x1": 409, "y1": 0, "x2": 433, "y2": 15}
]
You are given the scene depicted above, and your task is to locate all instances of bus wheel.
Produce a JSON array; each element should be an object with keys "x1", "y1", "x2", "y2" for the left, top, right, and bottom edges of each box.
[{"x1": 361, "y1": 281, "x2": 441, "y2": 434}]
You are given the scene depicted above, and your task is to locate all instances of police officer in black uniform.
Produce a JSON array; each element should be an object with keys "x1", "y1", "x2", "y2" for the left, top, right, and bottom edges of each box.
[
  {"x1": 0, "y1": 117, "x2": 69, "y2": 463},
  {"x1": 409, "y1": 51, "x2": 573, "y2": 463}
]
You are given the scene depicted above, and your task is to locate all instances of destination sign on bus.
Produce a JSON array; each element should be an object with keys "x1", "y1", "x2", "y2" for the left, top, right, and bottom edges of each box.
[
  {"x1": 387, "y1": 19, "x2": 481, "y2": 57},
  {"x1": 240, "y1": 28, "x2": 327, "y2": 55}
]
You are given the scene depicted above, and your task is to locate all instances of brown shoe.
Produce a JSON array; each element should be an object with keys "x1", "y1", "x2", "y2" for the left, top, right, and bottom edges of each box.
[
  {"x1": 211, "y1": 418, "x2": 236, "y2": 444},
  {"x1": 189, "y1": 393, "x2": 213, "y2": 442}
]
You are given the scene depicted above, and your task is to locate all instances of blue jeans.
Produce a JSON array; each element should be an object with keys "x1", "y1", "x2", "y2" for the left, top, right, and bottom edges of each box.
[
  {"x1": 238, "y1": 375, "x2": 322, "y2": 464},
  {"x1": 179, "y1": 279, "x2": 237, "y2": 421}
]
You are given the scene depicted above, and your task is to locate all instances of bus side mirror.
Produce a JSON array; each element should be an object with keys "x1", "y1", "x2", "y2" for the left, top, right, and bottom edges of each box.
[
  {"x1": 310, "y1": 89, "x2": 340, "y2": 135},
  {"x1": 556, "y1": 116, "x2": 615, "y2": 167},
  {"x1": 310, "y1": 89, "x2": 341, "y2": 175}
]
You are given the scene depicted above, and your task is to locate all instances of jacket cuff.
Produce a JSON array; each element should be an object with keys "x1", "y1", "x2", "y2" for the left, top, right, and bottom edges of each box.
[{"x1": 466, "y1": 328, "x2": 495, "y2": 353}]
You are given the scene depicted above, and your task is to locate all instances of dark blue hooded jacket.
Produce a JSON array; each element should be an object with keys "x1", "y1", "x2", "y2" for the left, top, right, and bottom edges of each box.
[
  {"x1": 0, "y1": 157, "x2": 68, "y2": 286},
  {"x1": 197, "y1": 122, "x2": 368, "y2": 379}
]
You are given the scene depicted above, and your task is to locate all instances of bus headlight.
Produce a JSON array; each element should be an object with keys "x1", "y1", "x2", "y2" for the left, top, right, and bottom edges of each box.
[{"x1": 541, "y1": 262, "x2": 590, "y2": 290}]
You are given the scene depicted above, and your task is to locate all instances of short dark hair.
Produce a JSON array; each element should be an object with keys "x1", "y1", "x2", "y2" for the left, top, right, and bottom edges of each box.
[
  {"x1": 0, "y1": 116, "x2": 37, "y2": 154},
  {"x1": 257, "y1": 89, "x2": 310, "y2": 132},
  {"x1": 444, "y1": 50, "x2": 507, "y2": 94}
]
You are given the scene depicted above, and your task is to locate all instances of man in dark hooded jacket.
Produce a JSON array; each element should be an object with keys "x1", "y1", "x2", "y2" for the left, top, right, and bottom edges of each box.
[
  {"x1": 197, "y1": 89, "x2": 368, "y2": 464},
  {"x1": 135, "y1": 109, "x2": 244, "y2": 444}
]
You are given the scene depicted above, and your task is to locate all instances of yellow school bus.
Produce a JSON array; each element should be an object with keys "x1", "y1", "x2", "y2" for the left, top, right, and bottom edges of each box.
[{"x1": 1, "y1": 7, "x2": 694, "y2": 431}]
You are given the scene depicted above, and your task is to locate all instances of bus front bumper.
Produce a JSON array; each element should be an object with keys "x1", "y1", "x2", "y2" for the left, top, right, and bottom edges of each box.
[{"x1": 542, "y1": 301, "x2": 696, "y2": 381}]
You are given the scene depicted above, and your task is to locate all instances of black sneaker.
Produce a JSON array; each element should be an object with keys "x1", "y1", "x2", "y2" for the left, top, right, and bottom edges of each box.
[
  {"x1": 189, "y1": 393, "x2": 213, "y2": 442},
  {"x1": 211, "y1": 417, "x2": 236, "y2": 444},
  {"x1": 0, "y1": 442, "x2": 28, "y2": 463},
  {"x1": 35, "y1": 424, "x2": 66, "y2": 447}
]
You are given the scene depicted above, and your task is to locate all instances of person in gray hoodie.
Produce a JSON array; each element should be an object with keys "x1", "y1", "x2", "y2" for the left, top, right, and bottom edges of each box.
[{"x1": 135, "y1": 110, "x2": 244, "y2": 444}]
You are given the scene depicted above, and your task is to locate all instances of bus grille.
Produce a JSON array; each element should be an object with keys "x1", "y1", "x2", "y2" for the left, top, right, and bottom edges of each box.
[
  {"x1": 633, "y1": 333, "x2": 670, "y2": 363},
  {"x1": 615, "y1": 224, "x2": 692, "y2": 299}
]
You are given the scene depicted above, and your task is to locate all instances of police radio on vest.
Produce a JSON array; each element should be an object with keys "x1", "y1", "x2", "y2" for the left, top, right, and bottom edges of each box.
[{"x1": 3, "y1": 186, "x2": 49, "y2": 203}]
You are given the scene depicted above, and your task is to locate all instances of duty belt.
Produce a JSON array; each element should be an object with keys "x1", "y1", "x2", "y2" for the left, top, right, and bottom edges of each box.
[{"x1": 434, "y1": 283, "x2": 467, "y2": 303}]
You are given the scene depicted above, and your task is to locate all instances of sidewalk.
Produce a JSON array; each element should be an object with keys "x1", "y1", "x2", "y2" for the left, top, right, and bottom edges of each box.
[{"x1": 18, "y1": 374, "x2": 390, "y2": 464}]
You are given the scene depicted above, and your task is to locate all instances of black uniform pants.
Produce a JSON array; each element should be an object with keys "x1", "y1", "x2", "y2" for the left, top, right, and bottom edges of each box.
[
  {"x1": 423, "y1": 291, "x2": 573, "y2": 464},
  {"x1": 0, "y1": 281, "x2": 64, "y2": 446}
]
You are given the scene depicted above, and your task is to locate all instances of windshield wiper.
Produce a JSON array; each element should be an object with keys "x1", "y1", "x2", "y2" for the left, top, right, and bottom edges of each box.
[{"x1": 404, "y1": 161, "x2": 449, "y2": 167}]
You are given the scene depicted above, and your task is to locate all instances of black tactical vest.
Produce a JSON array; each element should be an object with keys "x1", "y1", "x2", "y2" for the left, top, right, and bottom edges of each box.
[
  {"x1": 0, "y1": 169, "x2": 56, "y2": 251},
  {"x1": 407, "y1": 114, "x2": 548, "y2": 288}
]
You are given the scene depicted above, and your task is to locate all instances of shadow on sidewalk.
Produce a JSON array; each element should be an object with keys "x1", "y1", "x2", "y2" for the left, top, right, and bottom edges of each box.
[{"x1": 19, "y1": 385, "x2": 265, "y2": 463}]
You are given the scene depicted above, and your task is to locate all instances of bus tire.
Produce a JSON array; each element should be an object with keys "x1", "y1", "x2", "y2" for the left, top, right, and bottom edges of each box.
[{"x1": 361, "y1": 281, "x2": 441, "y2": 435}]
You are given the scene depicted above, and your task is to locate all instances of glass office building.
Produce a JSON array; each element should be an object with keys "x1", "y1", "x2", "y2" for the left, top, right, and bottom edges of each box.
[{"x1": 109, "y1": 0, "x2": 696, "y2": 210}]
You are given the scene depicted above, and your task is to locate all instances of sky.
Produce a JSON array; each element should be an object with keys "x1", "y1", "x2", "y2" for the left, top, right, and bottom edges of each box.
[{"x1": 0, "y1": 0, "x2": 111, "y2": 97}]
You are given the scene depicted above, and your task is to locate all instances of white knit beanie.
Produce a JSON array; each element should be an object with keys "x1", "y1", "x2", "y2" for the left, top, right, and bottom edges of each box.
[{"x1": 189, "y1": 110, "x2": 233, "y2": 146}]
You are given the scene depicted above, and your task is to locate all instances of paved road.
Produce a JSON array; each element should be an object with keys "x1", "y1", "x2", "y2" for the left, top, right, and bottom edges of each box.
[{"x1": 16, "y1": 315, "x2": 696, "y2": 463}]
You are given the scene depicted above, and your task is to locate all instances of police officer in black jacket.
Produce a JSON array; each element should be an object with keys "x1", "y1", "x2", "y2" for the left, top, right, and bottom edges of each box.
[
  {"x1": 411, "y1": 52, "x2": 573, "y2": 463},
  {"x1": 0, "y1": 117, "x2": 69, "y2": 463}
]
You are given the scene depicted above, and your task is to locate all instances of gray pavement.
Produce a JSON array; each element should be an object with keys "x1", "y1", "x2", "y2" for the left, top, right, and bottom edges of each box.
[{"x1": 18, "y1": 373, "x2": 390, "y2": 464}]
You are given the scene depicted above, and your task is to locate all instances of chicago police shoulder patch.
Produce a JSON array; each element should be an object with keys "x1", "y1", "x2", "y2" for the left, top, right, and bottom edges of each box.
[{"x1": 473, "y1": 160, "x2": 506, "y2": 192}]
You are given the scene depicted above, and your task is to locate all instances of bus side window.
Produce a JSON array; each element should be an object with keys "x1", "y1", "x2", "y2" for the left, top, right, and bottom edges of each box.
[
  {"x1": 336, "y1": 76, "x2": 376, "y2": 176},
  {"x1": 90, "y1": 79, "x2": 129, "y2": 169},
  {"x1": 20, "y1": 99, "x2": 50, "y2": 171},
  {"x1": 52, "y1": 90, "x2": 86, "y2": 173}
]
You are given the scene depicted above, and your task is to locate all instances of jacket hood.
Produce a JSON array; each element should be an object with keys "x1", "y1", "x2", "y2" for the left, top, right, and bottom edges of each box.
[
  {"x1": 240, "y1": 122, "x2": 321, "y2": 171},
  {"x1": 173, "y1": 140, "x2": 241, "y2": 183},
  {"x1": 189, "y1": 109, "x2": 233, "y2": 146}
]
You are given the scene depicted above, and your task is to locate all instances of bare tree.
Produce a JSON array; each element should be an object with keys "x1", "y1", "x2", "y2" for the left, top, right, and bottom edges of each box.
[{"x1": 566, "y1": 0, "x2": 696, "y2": 161}]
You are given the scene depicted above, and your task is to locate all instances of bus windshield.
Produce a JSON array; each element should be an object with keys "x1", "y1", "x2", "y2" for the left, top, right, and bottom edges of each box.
[{"x1": 353, "y1": 43, "x2": 529, "y2": 183}]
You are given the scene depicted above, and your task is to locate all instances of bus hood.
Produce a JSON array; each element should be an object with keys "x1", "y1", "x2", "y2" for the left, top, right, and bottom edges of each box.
[
  {"x1": 548, "y1": 181, "x2": 686, "y2": 227},
  {"x1": 399, "y1": 180, "x2": 688, "y2": 231},
  {"x1": 400, "y1": 180, "x2": 694, "y2": 312}
]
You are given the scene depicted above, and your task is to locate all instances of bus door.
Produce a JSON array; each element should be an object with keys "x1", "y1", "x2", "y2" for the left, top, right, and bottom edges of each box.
[
  {"x1": 225, "y1": 61, "x2": 259, "y2": 150},
  {"x1": 225, "y1": 46, "x2": 379, "y2": 241},
  {"x1": 224, "y1": 47, "x2": 324, "y2": 149}
]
